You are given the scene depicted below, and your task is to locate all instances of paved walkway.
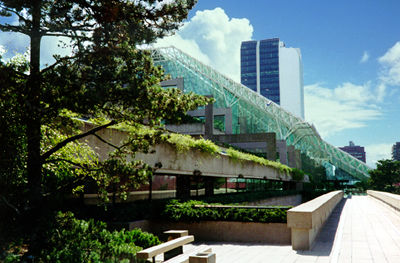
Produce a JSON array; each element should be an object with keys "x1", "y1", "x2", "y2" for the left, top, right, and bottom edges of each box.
[{"x1": 184, "y1": 196, "x2": 400, "y2": 263}]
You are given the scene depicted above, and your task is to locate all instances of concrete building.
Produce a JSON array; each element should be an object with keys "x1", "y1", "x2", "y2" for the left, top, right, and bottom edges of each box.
[
  {"x1": 339, "y1": 141, "x2": 366, "y2": 163},
  {"x1": 240, "y1": 38, "x2": 304, "y2": 119},
  {"x1": 392, "y1": 142, "x2": 400, "y2": 161}
]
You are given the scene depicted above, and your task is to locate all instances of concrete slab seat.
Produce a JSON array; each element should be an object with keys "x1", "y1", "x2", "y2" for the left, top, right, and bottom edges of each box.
[
  {"x1": 136, "y1": 230, "x2": 214, "y2": 263},
  {"x1": 287, "y1": 190, "x2": 343, "y2": 250},
  {"x1": 367, "y1": 190, "x2": 400, "y2": 211}
]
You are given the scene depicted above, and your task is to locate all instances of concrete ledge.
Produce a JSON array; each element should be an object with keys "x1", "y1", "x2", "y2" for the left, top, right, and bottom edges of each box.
[
  {"x1": 367, "y1": 190, "x2": 400, "y2": 211},
  {"x1": 287, "y1": 190, "x2": 343, "y2": 250},
  {"x1": 129, "y1": 220, "x2": 290, "y2": 244}
]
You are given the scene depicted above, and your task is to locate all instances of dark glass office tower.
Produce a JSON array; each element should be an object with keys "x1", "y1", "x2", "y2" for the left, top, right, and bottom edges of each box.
[
  {"x1": 240, "y1": 38, "x2": 304, "y2": 119},
  {"x1": 240, "y1": 38, "x2": 280, "y2": 104},
  {"x1": 240, "y1": 41, "x2": 257, "y2": 92},
  {"x1": 259, "y1": 38, "x2": 280, "y2": 104}
]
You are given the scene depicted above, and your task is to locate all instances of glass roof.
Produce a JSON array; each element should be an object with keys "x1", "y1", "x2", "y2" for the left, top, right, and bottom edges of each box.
[{"x1": 150, "y1": 46, "x2": 371, "y2": 181}]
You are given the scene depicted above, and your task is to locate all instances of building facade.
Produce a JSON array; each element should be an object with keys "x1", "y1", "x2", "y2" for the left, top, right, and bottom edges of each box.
[
  {"x1": 339, "y1": 141, "x2": 366, "y2": 163},
  {"x1": 392, "y1": 142, "x2": 400, "y2": 161},
  {"x1": 240, "y1": 38, "x2": 304, "y2": 119}
]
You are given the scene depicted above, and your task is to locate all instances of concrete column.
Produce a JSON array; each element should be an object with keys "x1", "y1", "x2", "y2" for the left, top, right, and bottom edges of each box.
[
  {"x1": 204, "y1": 96, "x2": 214, "y2": 139},
  {"x1": 266, "y1": 135, "x2": 277, "y2": 161},
  {"x1": 224, "y1": 108, "x2": 233, "y2": 134},
  {"x1": 204, "y1": 177, "x2": 215, "y2": 196},
  {"x1": 176, "y1": 175, "x2": 190, "y2": 199},
  {"x1": 239, "y1": 117, "x2": 247, "y2": 134},
  {"x1": 295, "y1": 149, "x2": 302, "y2": 169},
  {"x1": 276, "y1": 140, "x2": 288, "y2": 165},
  {"x1": 287, "y1": 145, "x2": 296, "y2": 168}
]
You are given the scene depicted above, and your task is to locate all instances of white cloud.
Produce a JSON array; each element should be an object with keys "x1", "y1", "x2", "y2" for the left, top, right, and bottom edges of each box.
[
  {"x1": 155, "y1": 7, "x2": 253, "y2": 81},
  {"x1": 365, "y1": 143, "x2": 393, "y2": 168},
  {"x1": 0, "y1": 45, "x2": 6, "y2": 57},
  {"x1": 305, "y1": 83, "x2": 383, "y2": 138},
  {"x1": 360, "y1": 51, "x2": 369, "y2": 63},
  {"x1": 379, "y1": 41, "x2": 400, "y2": 86}
]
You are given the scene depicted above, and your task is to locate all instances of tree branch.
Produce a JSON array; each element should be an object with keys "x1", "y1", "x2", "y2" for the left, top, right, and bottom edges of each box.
[
  {"x1": 41, "y1": 120, "x2": 116, "y2": 162},
  {"x1": 1, "y1": 196, "x2": 20, "y2": 215},
  {"x1": 93, "y1": 133, "x2": 121, "y2": 150}
]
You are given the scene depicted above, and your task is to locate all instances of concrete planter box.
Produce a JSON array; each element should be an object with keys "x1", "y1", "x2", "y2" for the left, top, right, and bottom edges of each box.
[
  {"x1": 128, "y1": 220, "x2": 290, "y2": 244},
  {"x1": 136, "y1": 143, "x2": 294, "y2": 181}
]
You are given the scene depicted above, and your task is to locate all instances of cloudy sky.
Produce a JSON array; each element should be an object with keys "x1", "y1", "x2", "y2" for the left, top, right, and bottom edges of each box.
[
  {"x1": 1, "y1": 0, "x2": 399, "y2": 168},
  {"x1": 154, "y1": 0, "x2": 400, "y2": 168}
]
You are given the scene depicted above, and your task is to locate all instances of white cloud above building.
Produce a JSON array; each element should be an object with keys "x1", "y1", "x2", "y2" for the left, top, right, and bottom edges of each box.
[
  {"x1": 304, "y1": 82, "x2": 383, "y2": 138},
  {"x1": 155, "y1": 7, "x2": 253, "y2": 82},
  {"x1": 379, "y1": 41, "x2": 400, "y2": 87}
]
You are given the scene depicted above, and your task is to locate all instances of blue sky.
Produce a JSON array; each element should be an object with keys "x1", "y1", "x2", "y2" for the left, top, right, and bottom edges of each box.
[
  {"x1": 155, "y1": 0, "x2": 400, "y2": 167},
  {"x1": 1, "y1": 0, "x2": 399, "y2": 167}
]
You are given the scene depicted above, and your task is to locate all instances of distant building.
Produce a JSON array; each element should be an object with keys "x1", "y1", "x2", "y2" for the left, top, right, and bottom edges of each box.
[
  {"x1": 339, "y1": 141, "x2": 366, "y2": 163},
  {"x1": 392, "y1": 142, "x2": 400, "y2": 161},
  {"x1": 240, "y1": 38, "x2": 304, "y2": 119}
]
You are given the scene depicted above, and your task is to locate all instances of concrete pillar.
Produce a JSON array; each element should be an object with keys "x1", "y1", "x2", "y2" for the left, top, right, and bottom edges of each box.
[
  {"x1": 276, "y1": 140, "x2": 288, "y2": 165},
  {"x1": 204, "y1": 177, "x2": 215, "y2": 196},
  {"x1": 295, "y1": 149, "x2": 302, "y2": 169},
  {"x1": 224, "y1": 108, "x2": 233, "y2": 134},
  {"x1": 239, "y1": 117, "x2": 247, "y2": 134},
  {"x1": 266, "y1": 135, "x2": 277, "y2": 161},
  {"x1": 287, "y1": 145, "x2": 296, "y2": 168},
  {"x1": 176, "y1": 175, "x2": 190, "y2": 199},
  {"x1": 204, "y1": 96, "x2": 214, "y2": 139}
]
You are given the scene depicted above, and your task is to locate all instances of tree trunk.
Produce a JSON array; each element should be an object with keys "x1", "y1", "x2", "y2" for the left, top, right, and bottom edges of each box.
[{"x1": 27, "y1": 0, "x2": 42, "y2": 207}]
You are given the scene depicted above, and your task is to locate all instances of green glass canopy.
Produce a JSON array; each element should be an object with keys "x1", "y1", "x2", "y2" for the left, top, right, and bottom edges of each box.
[{"x1": 150, "y1": 46, "x2": 370, "y2": 181}]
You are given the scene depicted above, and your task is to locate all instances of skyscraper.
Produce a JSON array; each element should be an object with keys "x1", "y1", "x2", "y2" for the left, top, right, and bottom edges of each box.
[
  {"x1": 392, "y1": 142, "x2": 400, "y2": 161},
  {"x1": 240, "y1": 38, "x2": 304, "y2": 119},
  {"x1": 339, "y1": 141, "x2": 366, "y2": 163}
]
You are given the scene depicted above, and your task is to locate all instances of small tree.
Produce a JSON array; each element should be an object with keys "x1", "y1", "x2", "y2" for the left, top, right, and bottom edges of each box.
[
  {"x1": 368, "y1": 159, "x2": 400, "y2": 192},
  {"x1": 0, "y1": 0, "x2": 211, "y2": 254}
]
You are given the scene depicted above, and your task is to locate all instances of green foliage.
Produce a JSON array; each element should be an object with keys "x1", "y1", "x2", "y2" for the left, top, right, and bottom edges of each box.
[
  {"x1": 196, "y1": 190, "x2": 300, "y2": 204},
  {"x1": 163, "y1": 200, "x2": 290, "y2": 223},
  {"x1": 3, "y1": 211, "x2": 160, "y2": 263},
  {"x1": 368, "y1": 159, "x2": 400, "y2": 193},
  {"x1": 226, "y1": 148, "x2": 292, "y2": 175},
  {"x1": 291, "y1": 168, "x2": 305, "y2": 181},
  {"x1": 163, "y1": 133, "x2": 220, "y2": 154},
  {"x1": 0, "y1": 0, "x2": 206, "y2": 256}
]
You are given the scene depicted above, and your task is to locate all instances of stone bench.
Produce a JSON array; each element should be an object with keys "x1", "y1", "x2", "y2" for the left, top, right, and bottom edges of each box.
[
  {"x1": 136, "y1": 230, "x2": 214, "y2": 263},
  {"x1": 287, "y1": 190, "x2": 343, "y2": 250},
  {"x1": 136, "y1": 235, "x2": 194, "y2": 262}
]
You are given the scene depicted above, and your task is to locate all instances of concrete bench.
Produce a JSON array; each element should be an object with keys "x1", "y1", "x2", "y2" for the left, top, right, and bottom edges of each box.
[
  {"x1": 164, "y1": 245, "x2": 213, "y2": 263},
  {"x1": 136, "y1": 235, "x2": 194, "y2": 263},
  {"x1": 287, "y1": 190, "x2": 343, "y2": 250}
]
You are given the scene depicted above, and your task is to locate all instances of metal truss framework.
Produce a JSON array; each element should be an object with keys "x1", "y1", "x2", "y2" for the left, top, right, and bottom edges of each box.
[{"x1": 150, "y1": 46, "x2": 370, "y2": 181}]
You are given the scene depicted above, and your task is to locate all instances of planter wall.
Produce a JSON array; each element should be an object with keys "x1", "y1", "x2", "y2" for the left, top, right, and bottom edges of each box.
[{"x1": 128, "y1": 220, "x2": 290, "y2": 244}]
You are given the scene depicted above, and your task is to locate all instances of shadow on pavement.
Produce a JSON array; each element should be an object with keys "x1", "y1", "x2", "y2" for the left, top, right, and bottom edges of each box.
[{"x1": 296, "y1": 197, "x2": 348, "y2": 257}]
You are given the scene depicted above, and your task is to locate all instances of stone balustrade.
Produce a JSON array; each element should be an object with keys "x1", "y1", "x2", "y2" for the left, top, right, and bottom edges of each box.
[
  {"x1": 367, "y1": 190, "x2": 400, "y2": 211},
  {"x1": 287, "y1": 190, "x2": 343, "y2": 250}
]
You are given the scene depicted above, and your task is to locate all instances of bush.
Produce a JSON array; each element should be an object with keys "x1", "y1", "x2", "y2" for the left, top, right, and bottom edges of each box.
[
  {"x1": 163, "y1": 200, "x2": 290, "y2": 223},
  {"x1": 3, "y1": 211, "x2": 160, "y2": 263}
]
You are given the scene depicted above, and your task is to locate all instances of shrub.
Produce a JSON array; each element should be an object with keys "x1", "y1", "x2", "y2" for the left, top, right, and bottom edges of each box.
[
  {"x1": 163, "y1": 200, "x2": 290, "y2": 223},
  {"x1": 2, "y1": 212, "x2": 161, "y2": 263}
]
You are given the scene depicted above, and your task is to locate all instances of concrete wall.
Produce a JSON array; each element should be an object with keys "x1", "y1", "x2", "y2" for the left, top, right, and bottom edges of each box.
[
  {"x1": 136, "y1": 143, "x2": 292, "y2": 181},
  {"x1": 287, "y1": 190, "x2": 343, "y2": 250},
  {"x1": 367, "y1": 190, "x2": 400, "y2": 211},
  {"x1": 129, "y1": 220, "x2": 291, "y2": 244},
  {"x1": 244, "y1": 194, "x2": 302, "y2": 206}
]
